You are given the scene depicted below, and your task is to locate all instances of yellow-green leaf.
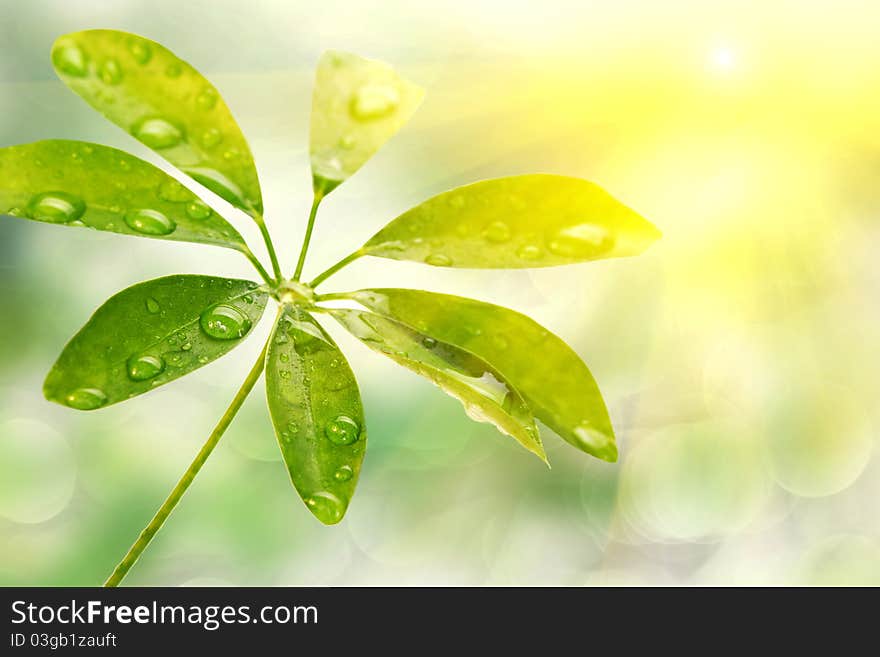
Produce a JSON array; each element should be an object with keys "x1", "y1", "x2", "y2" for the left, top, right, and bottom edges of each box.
[
  {"x1": 328, "y1": 308, "x2": 546, "y2": 463},
  {"x1": 361, "y1": 174, "x2": 661, "y2": 268},
  {"x1": 341, "y1": 288, "x2": 617, "y2": 461},
  {"x1": 44, "y1": 276, "x2": 267, "y2": 410},
  {"x1": 0, "y1": 140, "x2": 248, "y2": 251},
  {"x1": 52, "y1": 30, "x2": 263, "y2": 214},
  {"x1": 265, "y1": 306, "x2": 365, "y2": 525},
  {"x1": 309, "y1": 50, "x2": 425, "y2": 196}
]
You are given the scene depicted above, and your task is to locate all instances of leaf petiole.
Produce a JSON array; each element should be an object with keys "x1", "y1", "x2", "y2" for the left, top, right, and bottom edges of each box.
[
  {"x1": 240, "y1": 246, "x2": 274, "y2": 287},
  {"x1": 292, "y1": 193, "x2": 324, "y2": 281},
  {"x1": 308, "y1": 250, "x2": 363, "y2": 289},
  {"x1": 252, "y1": 212, "x2": 283, "y2": 284},
  {"x1": 103, "y1": 332, "x2": 273, "y2": 587}
]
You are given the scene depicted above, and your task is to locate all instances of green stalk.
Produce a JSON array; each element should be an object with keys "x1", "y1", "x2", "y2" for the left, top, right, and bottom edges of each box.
[
  {"x1": 308, "y1": 250, "x2": 363, "y2": 289},
  {"x1": 103, "y1": 337, "x2": 271, "y2": 587},
  {"x1": 292, "y1": 194, "x2": 323, "y2": 281},
  {"x1": 241, "y1": 246, "x2": 274, "y2": 287},
  {"x1": 252, "y1": 213, "x2": 282, "y2": 283}
]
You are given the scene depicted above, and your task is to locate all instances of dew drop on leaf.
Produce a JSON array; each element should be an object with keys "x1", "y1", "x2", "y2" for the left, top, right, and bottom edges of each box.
[
  {"x1": 185, "y1": 200, "x2": 212, "y2": 219},
  {"x1": 516, "y1": 244, "x2": 542, "y2": 260},
  {"x1": 482, "y1": 220, "x2": 511, "y2": 243},
  {"x1": 126, "y1": 354, "x2": 166, "y2": 381},
  {"x1": 324, "y1": 415, "x2": 361, "y2": 446},
  {"x1": 128, "y1": 40, "x2": 152, "y2": 65},
  {"x1": 65, "y1": 387, "x2": 107, "y2": 410},
  {"x1": 424, "y1": 253, "x2": 452, "y2": 267},
  {"x1": 99, "y1": 58, "x2": 123, "y2": 85},
  {"x1": 53, "y1": 43, "x2": 89, "y2": 77},
  {"x1": 196, "y1": 87, "x2": 218, "y2": 110},
  {"x1": 124, "y1": 209, "x2": 176, "y2": 235},
  {"x1": 306, "y1": 491, "x2": 345, "y2": 524},
  {"x1": 350, "y1": 83, "x2": 400, "y2": 120},
  {"x1": 334, "y1": 465, "x2": 354, "y2": 482},
  {"x1": 200, "y1": 128, "x2": 222, "y2": 148},
  {"x1": 199, "y1": 304, "x2": 252, "y2": 340},
  {"x1": 165, "y1": 63, "x2": 182, "y2": 78},
  {"x1": 133, "y1": 117, "x2": 184, "y2": 150},
  {"x1": 546, "y1": 224, "x2": 614, "y2": 258},
  {"x1": 27, "y1": 192, "x2": 86, "y2": 224},
  {"x1": 156, "y1": 179, "x2": 191, "y2": 203}
]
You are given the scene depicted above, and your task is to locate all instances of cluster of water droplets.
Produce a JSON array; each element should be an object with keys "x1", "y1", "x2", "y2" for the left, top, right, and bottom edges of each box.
[{"x1": 410, "y1": 192, "x2": 616, "y2": 267}]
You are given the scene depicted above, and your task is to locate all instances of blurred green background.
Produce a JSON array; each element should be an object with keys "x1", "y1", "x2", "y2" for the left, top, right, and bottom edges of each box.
[{"x1": 1, "y1": 0, "x2": 878, "y2": 585}]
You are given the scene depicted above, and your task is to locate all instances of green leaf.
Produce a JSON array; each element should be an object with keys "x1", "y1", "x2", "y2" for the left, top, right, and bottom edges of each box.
[
  {"x1": 44, "y1": 275, "x2": 267, "y2": 410},
  {"x1": 327, "y1": 308, "x2": 547, "y2": 463},
  {"x1": 361, "y1": 174, "x2": 661, "y2": 268},
  {"x1": 265, "y1": 306, "x2": 365, "y2": 525},
  {"x1": 52, "y1": 30, "x2": 263, "y2": 214},
  {"x1": 309, "y1": 50, "x2": 425, "y2": 196},
  {"x1": 340, "y1": 288, "x2": 617, "y2": 461},
  {"x1": 0, "y1": 140, "x2": 249, "y2": 251}
]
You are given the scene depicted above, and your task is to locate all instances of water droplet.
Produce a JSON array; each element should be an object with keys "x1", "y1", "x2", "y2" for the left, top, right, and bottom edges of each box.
[
  {"x1": 334, "y1": 465, "x2": 354, "y2": 482},
  {"x1": 185, "y1": 200, "x2": 212, "y2": 219},
  {"x1": 573, "y1": 424, "x2": 615, "y2": 459},
  {"x1": 145, "y1": 298, "x2": 161, "y2": 314},
  {"x1": 196, "y1": 87, "x2": 218, "y2": 110},
  {"x1": 279, "y1": 370, "x2": 291, "y2": 380},
  {"x1": 449, "y1": 195, "x2": 465, "y2": 209},
  {"x1": 324, "y1": 415, "x2": 361, "y2": 446},
  {"x1": 200, "y1": 128, "x2": 222, "y2": 148},
  {"x1": 222, "y1": 149, "x2": 240, "y2": 161},
  {"x1": 516, "y1": 244, "x2": 542, "y2": 260},
  {"x1": 5, "y1": 207, "x2": 24, "y2": 217},
  {"x1": 198, "y1": 355, "x2": 210, "y2": 364},
  {"x1": 425, "y1": 253, "x2": 452, "y2": 267},
  {"x1": 243, "y1": 295, "x2": 254, "y2": 304},
  {"x1": 422, "y1": 336, "x2": 437, "y2": 349},
  {"x1": 350, "y1": 83, "x2": 400, "y2": 120},
  {"x1": 339, "y1": 134, "x2": 356, "y2": 149},
  {"x1": 546, "y1": 224, "x2": 614, "y2": 258},
  {"x1": 65, "y1": 387, "x2": 107, "y2": 410},
  {"x1": 124, "y1": 209, "x2": 176, "y2": 235},
  {"x1": 482, "y1": 221, "x2": 511, "y2": 243},
  {"x1": 27, "y1": 192, "x2": 86, "y2": 224},
  {"x1": 133, "y1": 117, "x2": 184, "y2": 150},
  {"x1": 305, "y1": 491, "x2": 345, "y2": 524},
  {"x1": 165, "y1": 63, "x2": 182, "y2": 78},
  {"x1": 126, "y1": 354, "x2": 166, "y2": 381},
  {"x1": 128, "y1": 40, "x2": 152, "y2": 65},
  {"x1": 156, "y1": 179, "x2": 191, "y2": 202},
  {"x1": 279, "y1": 353, "x2": 290, "y2": 363},
  {"x1": 181, "y1": 343, "x2": 192, "y2": 351},
  {"x1": 53, "y1": 43, "x2": 89, "y2": 77},
  {"x1": 99, "y1": 58, "x2": 123, "y2": 85},
  {"x1": 200, "y1": 304, "x2": 252, "y2": 340}
]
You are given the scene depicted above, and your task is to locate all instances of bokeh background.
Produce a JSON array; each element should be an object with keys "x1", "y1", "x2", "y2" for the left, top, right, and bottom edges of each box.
[{"x1": 1, "y1": 0, "x2": 878, "y2": 586}]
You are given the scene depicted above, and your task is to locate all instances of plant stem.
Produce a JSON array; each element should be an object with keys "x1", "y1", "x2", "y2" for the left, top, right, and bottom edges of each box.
[
  {"x1": 241, "y1": 247, "x2": 274, "y2": 287},
  {"x1": 253, "y1": 213, "x2": 282, "y2": 283},
  {"x1": 103, "y1": 338, "x2": 271, "y2": 587},
  {"x1": 308, "y1": 250, "x2": 363, "y2": 289},
  {"x1": 292, "y1": 193, "x2": 323, "y2": 281}
]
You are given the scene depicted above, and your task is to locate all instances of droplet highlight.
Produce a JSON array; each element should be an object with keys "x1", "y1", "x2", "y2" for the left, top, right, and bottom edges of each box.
[
  {"x1": 27, "y1": 192, "x2": 86, "y2": 224},
  {"x1": 200, "y1": 304, "x2": 252, "y2": 340},
  {"x1": 133, "y1": 117, "x2": 184, "y2": 150},
  {"x1": 306, "y1": 491, "x2": 345, "y2": 524},
  {"x1": 350, "y1": 84, "x2": 400, "y2": 120},
  {"x1": 65, "y1": 387, "x2": 108, "y2": 411},
  {"x1": 126, "y1": 354, "x2": 166, "y2": 382},
  {"x1": 124, "y1": 209, "x2": 176, "y2": 235},
  {"x1": 324, "y1": 415, "x2": 361, "y2": 446}
]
